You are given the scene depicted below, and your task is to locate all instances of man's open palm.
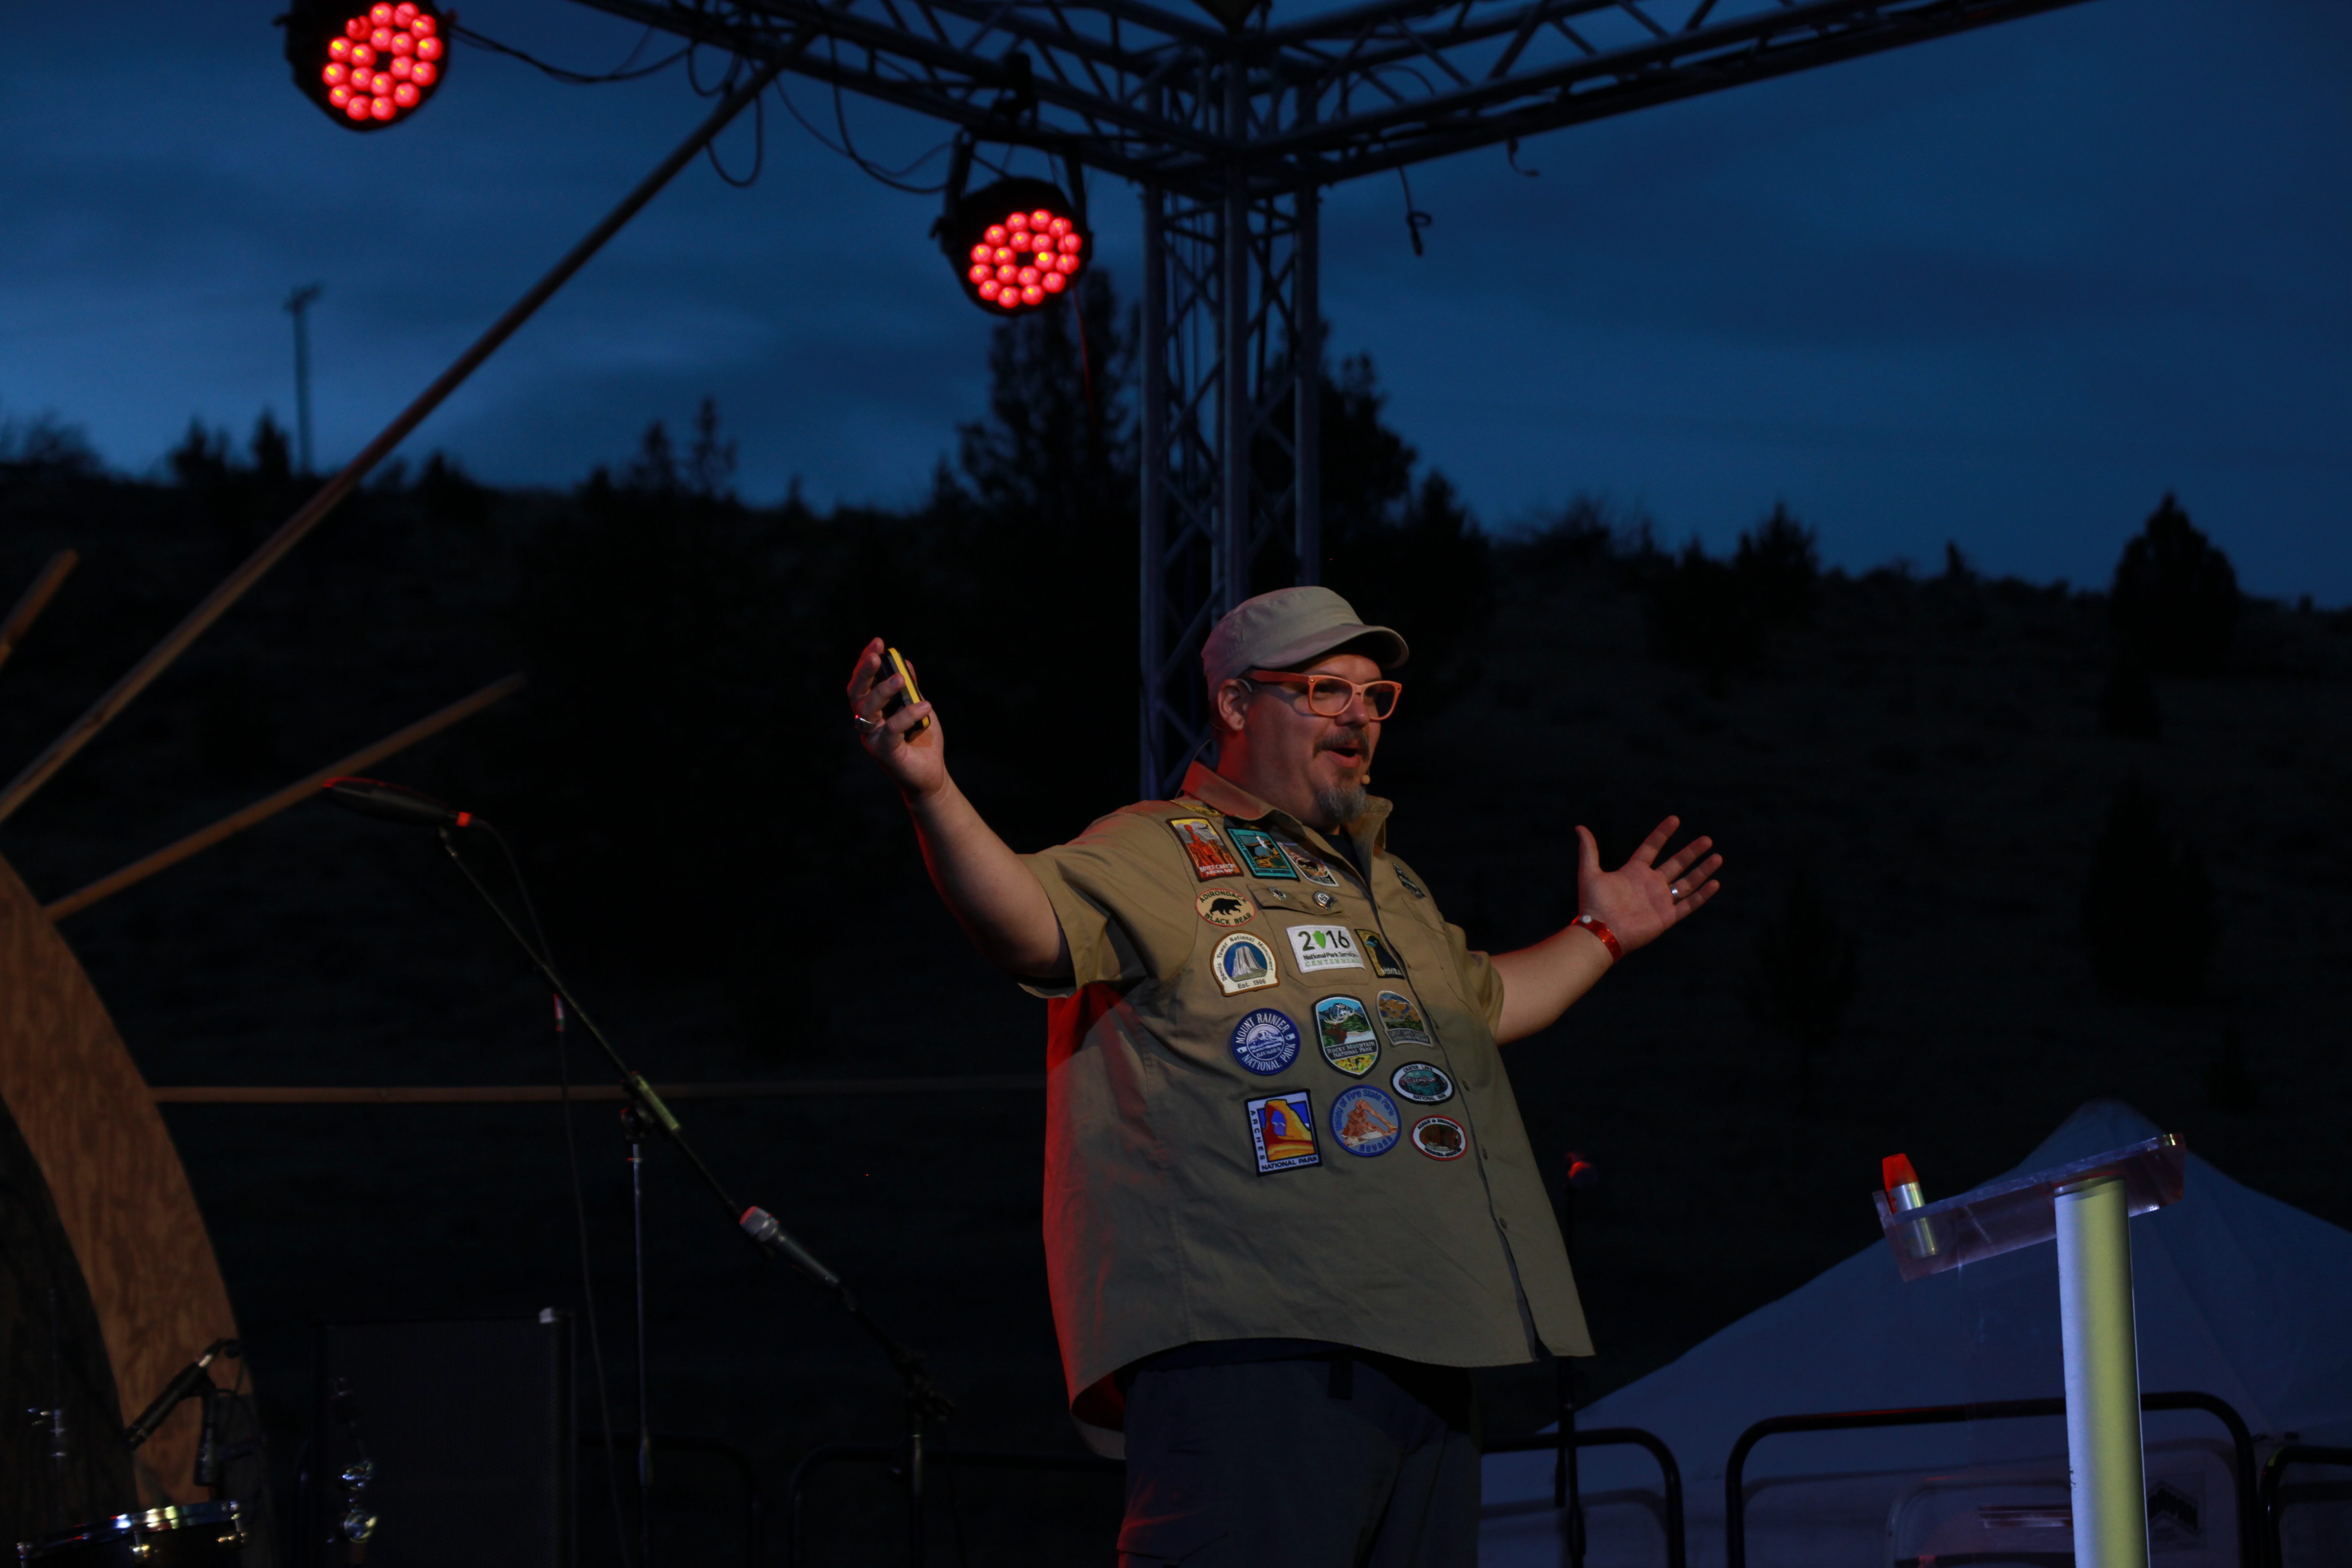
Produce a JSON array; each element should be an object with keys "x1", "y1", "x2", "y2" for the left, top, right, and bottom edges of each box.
[{"x1": 1575, "y1": 816, "x2": 1722, "y2": 952}]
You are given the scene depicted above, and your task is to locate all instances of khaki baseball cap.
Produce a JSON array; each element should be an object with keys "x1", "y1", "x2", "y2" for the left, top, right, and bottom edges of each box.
[{"x1": 1201, "y1": 585, "x2": 1409, "y2": 694}]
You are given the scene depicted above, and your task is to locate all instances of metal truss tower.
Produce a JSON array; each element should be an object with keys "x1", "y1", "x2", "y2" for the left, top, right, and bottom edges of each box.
[
  {"x1": 574, "y1": 0, "x2": 2090, "y2": 791},
  {"x1": 1139, "y1": 172, "x2": 1318, "y2": 792}
]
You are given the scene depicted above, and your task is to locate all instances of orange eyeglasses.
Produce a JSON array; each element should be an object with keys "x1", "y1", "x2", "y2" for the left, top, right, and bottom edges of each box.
[{"x1": 1246, "y1": 670, "x2": 1403, "y2": 720}]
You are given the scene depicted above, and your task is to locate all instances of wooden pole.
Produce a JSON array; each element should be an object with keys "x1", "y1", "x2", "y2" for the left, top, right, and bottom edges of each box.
[
  {"x1": 0, "y1": 48, "x2": 799, "y2": 826},
  {"x1": 0, "y1": 550, "x2": 78, "y2": 676},
  {"x1": 149, "y1": 1075, "x2": 1045, "y2": 1104},
  {"x1": 44, "y1": 673, "x2": 525, "y2": 922}
]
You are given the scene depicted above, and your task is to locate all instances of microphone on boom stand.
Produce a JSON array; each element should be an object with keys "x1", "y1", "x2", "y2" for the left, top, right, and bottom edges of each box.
[
  {"x1": 320, "y1": 774, "x2": 954, "y2": 1565},
  {"x1": 322, "y1": 776, "x2": 483, "y2": 830}
]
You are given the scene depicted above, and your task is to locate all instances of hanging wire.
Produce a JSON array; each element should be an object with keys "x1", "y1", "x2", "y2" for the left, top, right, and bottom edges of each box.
[
  {"x1": 460, "y1": 3, "x2": 956, "y2": 198},
  {"x1": 706, "y1": 57, "x2": 767, "y2": 187},
  {"x1": 451, "y1": 22, "x2": 687, "y2": 84},
  {"x1": 1397, "y1": 168, "x2": 1434, "y2": 256},
  {"x1": 770, "y1": 72, "x2": 956, "y2": 193}
]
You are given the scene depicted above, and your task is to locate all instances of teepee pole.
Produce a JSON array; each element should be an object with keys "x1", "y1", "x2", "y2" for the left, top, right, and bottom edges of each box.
[
  {"x1": 43, "y1": 673, "x2": 523, "y2": 922},
  {"x1": 0, "y1": 550, "x2": 78, "y2": 677},
  {"x1": 0, "y1": 46, "x2": 800, "y2": 826}
]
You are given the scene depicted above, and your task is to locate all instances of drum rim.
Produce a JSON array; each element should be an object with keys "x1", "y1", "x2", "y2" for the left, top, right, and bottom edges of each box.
[
  {"x1": 116, "y1": 1499, "x2": 244, "y2": 1535},
  {"x1": 21, "y1": 1498, "x2": 244, "y2": 1555}
]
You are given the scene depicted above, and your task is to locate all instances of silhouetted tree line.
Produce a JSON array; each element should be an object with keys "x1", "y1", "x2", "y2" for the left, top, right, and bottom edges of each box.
[{"x1": 0, "y1": 286, "x2": 2294, "y2": 1046}]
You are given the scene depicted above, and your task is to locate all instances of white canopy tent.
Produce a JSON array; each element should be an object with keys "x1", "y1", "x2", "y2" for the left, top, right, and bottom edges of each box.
[{"x1": 1480, "y1": 1101, "x2": 2352, "y2": 1566}]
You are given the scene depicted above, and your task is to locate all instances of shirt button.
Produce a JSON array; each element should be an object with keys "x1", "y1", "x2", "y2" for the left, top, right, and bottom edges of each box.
[{"x1": 1497, "y1": 1217, "x2": 1510, "y2": 1231}]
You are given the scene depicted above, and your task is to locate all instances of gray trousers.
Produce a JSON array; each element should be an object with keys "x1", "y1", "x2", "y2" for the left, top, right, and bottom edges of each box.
[{"x1": 1117, "y1": 1349, "x2": 1481, "y2": 1567}]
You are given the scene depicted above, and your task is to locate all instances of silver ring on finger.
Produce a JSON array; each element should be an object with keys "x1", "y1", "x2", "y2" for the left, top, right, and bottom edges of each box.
[
  {"x1": 1670, "y1": 885, "x2": 1684, "y2": 901},
  {"x1": 851, "y1": 712, "x2": 879, "y2": 734}
]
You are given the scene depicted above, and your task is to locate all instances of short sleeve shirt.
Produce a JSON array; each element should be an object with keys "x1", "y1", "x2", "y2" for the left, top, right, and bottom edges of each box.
[{"x1": 1021, "y1": 762, "x2": 1591, "y2": 1423}]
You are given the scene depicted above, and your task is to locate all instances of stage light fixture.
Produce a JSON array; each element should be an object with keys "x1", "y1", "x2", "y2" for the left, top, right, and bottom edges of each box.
[
  {"x1": 938, "y1": 169, "x2": 1089, "y2": 317},
  {"x1": 284, "y1": 1, "x2": 448, "y2": 132}
]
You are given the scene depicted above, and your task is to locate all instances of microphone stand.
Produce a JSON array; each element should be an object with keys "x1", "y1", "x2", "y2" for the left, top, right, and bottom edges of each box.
[
  {"x1": 429, "y1": 828, "x2": 953, "y2": 1550},
  {"x1": 1554, "y1": 1152, "x2": 1591, "y2": 1568},
  {"x1": 622, "y1": 1101, "x2": 655, "y2": 1568}
]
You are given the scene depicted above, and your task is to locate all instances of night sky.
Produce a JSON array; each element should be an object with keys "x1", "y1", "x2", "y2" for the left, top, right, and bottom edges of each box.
[{"x1": 6, "y1": 1, "x2": 2347, "y2": 601}]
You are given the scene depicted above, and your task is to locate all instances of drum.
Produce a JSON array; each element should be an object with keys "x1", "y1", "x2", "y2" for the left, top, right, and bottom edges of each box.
[{"x1": 16, "y1": 1501, "x2": 243, "y2": 1567}]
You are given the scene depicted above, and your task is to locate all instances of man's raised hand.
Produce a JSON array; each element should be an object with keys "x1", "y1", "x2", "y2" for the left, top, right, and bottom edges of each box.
[
  {"x1": 1573, "y1": 815, "x2": 1723, "y2": 953},
  {"x1": 846, "y1": 637, "x2": 945, "y2": 798}
]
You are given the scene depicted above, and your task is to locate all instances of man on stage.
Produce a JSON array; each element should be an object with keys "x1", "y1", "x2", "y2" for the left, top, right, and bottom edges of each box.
[{"x1": 847, "y1": 586, "x2": 1722, "y2": 1566}]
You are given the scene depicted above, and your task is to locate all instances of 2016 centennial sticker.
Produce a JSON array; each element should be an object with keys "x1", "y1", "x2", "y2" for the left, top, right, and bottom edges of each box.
[
  {"x1": 1282, "y1": 842, "x2": 1343, "y2": 887},
  {"x1": 1168, "y1": 817, "x2": 1245, "y2": 882},
  {"x1": 1226, "y1": 825, "x2": 1299, "y2": 880},
  {"x1": 1285, "y1": 924, "x2": 1366, "y2": 975},
  {"x1": 1314, "y1": 995, "x2": 1380, "y2": 1077},
  {"x1": 1212, "y1": 931, "x2": 1281, "y2": 995},
  {"x1": 1357, "y1": 928, "x2": 1406, "y2": 977},
  {"x1": 1196, "y1": 887, "x2": 1256, "y2": 927},
  {"x1": 1410, "y1": 1115, "x2": 1468, "y2": 1160},
  {"x1": 1330, "y1": 1086, "x2": 1402, "y2": 1157},
  {"x1": 1390, "y1": 1060, "x2": 1455, "y2": 1105},
  {"x1": 1376, "y1": 990, "x2": 1434, "y2": 1048},
  {"x1": 1248, "y1": 1091, "x2": 1320, "y2": 1172},
  {"x1": 1229, "y1": 1008, "x2": 1302, "y2": 1075}
]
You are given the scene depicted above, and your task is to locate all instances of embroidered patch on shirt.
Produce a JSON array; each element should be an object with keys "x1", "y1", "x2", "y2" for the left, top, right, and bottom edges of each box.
[
  {"x1": 1248, "y1": 1091, "x2": 1320, "y2": 1172},
  {"x1": 1282, "y1": 842, "x2": 1342, "y2": 887},
  {"x1": 1229, "y1": 1008, "x2": 1302, "y2": 1075},
  {"x1": 1330, "y1": 1086, "x2": 1402, "y2": 1157},
  {"x1": 1357, "y1": 927, "x2": 1405, "y2": 977},
  {"x1": 1410, "y1": 1115, "x2": 1468, "y2": 1161},
  {"x1": 1390, "y1": 1060, "x2": 1454, "y2": 1105},
  {"x1": 1226, "y1": 825, "x2": 1299, "y2": 880},
  {"x1": 1211, "y1": 931, "x2": 1281, "y2": 995},
  {"x1": 1395, "y1": 867, "x2": 1428, "y2": 899},
  {"x1": 1196, "y1": 887, "x2": 1255, "y2": 927},
  {"x1": 1314, "y1": 995, "x2": 1380, "y2": 1077},
  {"x1": 1169, "y1": 817, "x2": 1245, "y2": 881},
  {"x1": 1376, "y1": 990, "x2": 1434, "y2": 1049},
  {"x1": 1285, "y1": 924, "x2": 1366, "y2": 975}
]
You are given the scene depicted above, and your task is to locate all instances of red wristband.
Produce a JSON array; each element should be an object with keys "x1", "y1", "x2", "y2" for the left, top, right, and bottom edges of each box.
[{"x1": 1572, "y1": 915, "x2": 1622, "y2": 963}]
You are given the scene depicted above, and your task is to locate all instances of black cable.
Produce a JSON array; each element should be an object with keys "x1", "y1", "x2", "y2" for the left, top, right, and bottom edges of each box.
[
  {"x1": 768, "y1": 72, "x2": 954, "y2": 193},
  {"x1": 707, "y1": 65, "x2": 767, "y2": 188},
  {"x1": 1397, "y1": 167, "x2": 1433, "y2": 256},
  {"x1": 482, "y1": 826, "x2": 635, "y2": 1568},
  {"x1": 452, "y1": 22, "x2": 688, "y2": 84}
]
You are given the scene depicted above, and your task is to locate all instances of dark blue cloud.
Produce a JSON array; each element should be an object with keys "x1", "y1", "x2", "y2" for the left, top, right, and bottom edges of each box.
[{"x1": 5, "y1": 1, "x2": 2347, "y2": 599}]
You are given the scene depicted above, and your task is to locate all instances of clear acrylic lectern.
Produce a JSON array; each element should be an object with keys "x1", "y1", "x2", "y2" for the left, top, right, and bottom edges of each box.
[{"x1": 1875, "y1": 1134, "x2": 2187, "y2": 1568}]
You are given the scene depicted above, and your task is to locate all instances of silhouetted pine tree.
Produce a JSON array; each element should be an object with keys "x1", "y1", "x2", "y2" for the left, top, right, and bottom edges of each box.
[{"x1": 2111, "y1": 493, "x2": 2239, "y2": 675}]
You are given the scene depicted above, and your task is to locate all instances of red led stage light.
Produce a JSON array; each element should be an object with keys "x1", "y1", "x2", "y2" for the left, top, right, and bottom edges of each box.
[
  {"x1": 939, "y1": 177, "x2": 1089, "y2": 317},
  {"x1": 285, "y1": 1, "x2": 448, "y2": 132}
]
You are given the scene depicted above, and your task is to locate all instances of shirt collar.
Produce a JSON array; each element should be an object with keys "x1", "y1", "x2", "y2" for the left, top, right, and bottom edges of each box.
[{"x1": 1178, "y1": 761, "x2": 1393, "y2": 857}]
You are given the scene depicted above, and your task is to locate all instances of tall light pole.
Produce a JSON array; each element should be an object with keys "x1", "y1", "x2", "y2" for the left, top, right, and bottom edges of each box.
[{"x1": 285, "y1": 284, "x2": 322, "y2": 475}]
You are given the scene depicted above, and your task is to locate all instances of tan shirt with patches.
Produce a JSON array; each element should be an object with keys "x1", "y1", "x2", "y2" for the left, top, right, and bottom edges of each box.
[{"x1": 1023, "y1": 762, "x2": 1592, "y2": 1425}]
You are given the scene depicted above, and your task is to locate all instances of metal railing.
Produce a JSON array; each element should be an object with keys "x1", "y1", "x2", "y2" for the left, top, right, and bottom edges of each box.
[
  {"x1": 1481, "y1": 1426, "x2": 1687, "y2": 1568},
  {"x1": 1724, "y1": 1390, "x2": 2259, "y2": 1568},
  {"x1": 2260, "y1": 1443, "x2": 2352, "y2": 1568}
]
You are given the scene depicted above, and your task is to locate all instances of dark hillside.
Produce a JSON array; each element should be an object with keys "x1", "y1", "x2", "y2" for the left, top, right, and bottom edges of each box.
[{"x1": 2, "y1": 353, "x2": 2347, "y2": 1560}]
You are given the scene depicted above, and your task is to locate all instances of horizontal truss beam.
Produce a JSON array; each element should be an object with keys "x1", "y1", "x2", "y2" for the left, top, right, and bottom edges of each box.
[{"x1": 566, "y1": 0, "x2": 2091, "y2": 196}]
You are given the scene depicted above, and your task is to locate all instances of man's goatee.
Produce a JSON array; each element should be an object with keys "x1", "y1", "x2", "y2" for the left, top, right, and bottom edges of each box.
[{"x1": 1315, "y1": 780, "x2": 1369, "y2": 827}]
